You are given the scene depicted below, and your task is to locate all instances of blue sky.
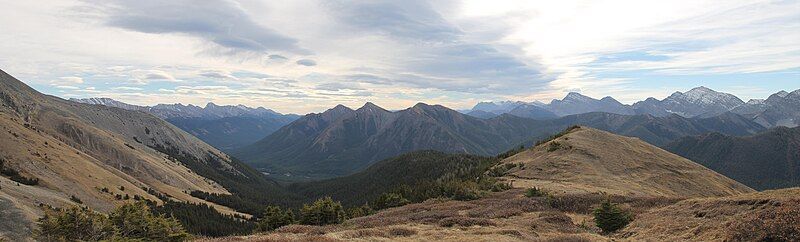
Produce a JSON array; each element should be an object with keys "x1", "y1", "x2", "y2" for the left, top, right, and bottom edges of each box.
[{"x1": 0, "y1": 0, "x2": 798, "y2": 113}]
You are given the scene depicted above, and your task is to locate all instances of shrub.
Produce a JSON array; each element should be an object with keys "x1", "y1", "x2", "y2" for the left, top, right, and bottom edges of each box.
[
  {"x1": 524, "y1": 187, "x2": 547, "y2": 197},
  {"x1": 346, "y1": 204, "x2": 374, "y2": 219},
  {"x1": 372, "y1": 193, "x2": 410, "y2": 210},
  {"x1": 592, "y1": 200, "x2": 632, "y2": 233},
  {"x1": 256, "y1": 205, "x2": 295, "y2": 232},
  {"x1": 300, "y1": 197, "x2": 346, "y2": 226},
  {"x1": 69, "y1": 195, "x2": 83, "y2": 204},
  {"x1": 109, "y1": 201, "x2": 190, "y2": 241},
  {"x1": 547, "y1": 141, "x2": 562, "y2": 152},
  {"x1": 35, "y1": 206, "x2": 116, "y2": 241}
]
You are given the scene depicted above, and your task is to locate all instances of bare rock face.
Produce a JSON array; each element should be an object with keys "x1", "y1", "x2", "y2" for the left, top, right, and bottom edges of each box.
[{"x1": 0, "y1": 69, "x2": 277, "y2": 237}]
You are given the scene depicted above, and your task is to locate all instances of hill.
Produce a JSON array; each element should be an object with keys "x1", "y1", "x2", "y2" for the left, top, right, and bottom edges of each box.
[
  {"x1": 288, "y1": 150, "x2": 504, "y2": 206},
  {"x1": 0, "y1": 69, "x2": 294, "y2": 238},
  {"x1": 666, "y1": 126, "x2": 800, "y2": 190},
  {"x1": 499, "y1": 127, "x2": 753, "y2": 197}
]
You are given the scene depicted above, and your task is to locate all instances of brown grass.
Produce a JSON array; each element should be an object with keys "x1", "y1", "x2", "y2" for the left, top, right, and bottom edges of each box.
[
  {"x1": 273, "y1": 225, "x2": 331, "y2": 235},
  {"x1": 533, "y1": 234, "x2": 592, "y2": 242},
  {"x1": 388, "y1": 226, "x2": 417, "y2": 237},
  {"x1": 725, "y1": 201, "x2": 800, "y2": 241},
  {"x1": 439, "y1": 216, "x2": 497, "y2": 227}
]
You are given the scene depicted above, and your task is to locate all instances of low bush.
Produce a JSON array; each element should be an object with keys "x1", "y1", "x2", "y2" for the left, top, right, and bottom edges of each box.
[{"x1": 524, "y1": 187, "x2": 548, "y2": 197}]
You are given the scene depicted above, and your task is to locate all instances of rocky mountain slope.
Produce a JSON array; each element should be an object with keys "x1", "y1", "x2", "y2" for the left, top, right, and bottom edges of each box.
[
  {"x1": 234, "y1": 103, "x2": 549, "y2": 179},
  {"x1": 0, "y1": 70, "x2": 289, "y2": 237},
  {"x1": 666, "y1": 126, "x2": 800, "y2": 190},
  {"x1": 235, "y1": 102, "x2": 764, "y2": 180},
  {"x1": 499, "y1": 127, "x2": 753, "y2": 197},
  {"x1": 70, "y1": 98, "x2": 298, "y2": 150}
]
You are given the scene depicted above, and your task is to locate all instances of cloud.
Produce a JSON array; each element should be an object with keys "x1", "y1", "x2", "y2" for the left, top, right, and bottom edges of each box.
[
  {"x1": 268, "y1": 54, "x2": 288, "y2": 60},
  {"x1": 200, "y1": 70, "x2": 238, "y2": 80},
  {"x1": 144, "y1": 70, "x2": 176, "y2": 81},
  {"x1": 315, "y1": 82, "x2": 363, "y2": 91},
  {"x1": 59, "y1": 76, "x2": 84, "y2": 84},
  {"x1": 296, "y1": 59, "x2": 317, "y2": 66},
  {"x1": 89, "y1": 0, "x2": 309, "y2": 54},
  {"x1": 112, "y1": 86, "x2": 143, "y2": 91},
  {"x1": 322, "y1": 1, "x2": 549, "y2": 94}
]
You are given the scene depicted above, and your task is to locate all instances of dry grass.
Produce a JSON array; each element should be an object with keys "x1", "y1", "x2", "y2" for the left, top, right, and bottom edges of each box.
[
  {"x1": 621, "y1": 188, "x2": 800, "y2": 241},
  {"x1": 725, "y1": 201, "x2": 800, "y2": 241},
  {"x1": 438, "y1": 216, "x2": 497, "y2": 227},
  {"x1": 273, "y1": 225, "x2": 332, "y2": 235},
  {"x1": 533, "y1": 234, "x2": 593, "y2": 242},
  {"x1": 387, "y1": 226, "x2": 417, "y2": 237}
]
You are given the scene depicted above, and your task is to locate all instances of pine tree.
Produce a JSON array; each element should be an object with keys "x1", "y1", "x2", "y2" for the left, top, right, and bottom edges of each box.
[
  {"x1": 256, "y1": 205, "x2": 295, "y2": 232},
  {"x1": 299, "y1": 197, "x2": 346, "y2": 225},
  {"x1": 593, "y1": 200, "x2": 632, "y2": 233}
]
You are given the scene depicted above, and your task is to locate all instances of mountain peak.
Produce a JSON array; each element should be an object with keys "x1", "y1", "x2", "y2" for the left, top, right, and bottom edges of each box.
[
  {"x1": 565, "y1": 92, "x2": 589, "y2": 99},
  {"x1": 205, "y1": 102, "x2": 219, "y2": 108},
  {"x1": 330, "y1": 104, "x2": 352, "y2": 112},
  {"x1": 356, "y1": 102, "x2": 387, "y2": 112}
]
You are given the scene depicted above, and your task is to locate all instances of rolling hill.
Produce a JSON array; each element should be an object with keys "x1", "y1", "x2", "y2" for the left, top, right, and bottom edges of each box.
[
  {"x1": 666, "y1": 126, "x2": 800, "y2": 190},
  {"x1": 499, "y1": 127, "x2": 753, "y2": 197}
]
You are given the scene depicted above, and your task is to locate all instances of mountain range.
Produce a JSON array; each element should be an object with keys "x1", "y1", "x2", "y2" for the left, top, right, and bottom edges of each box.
[
  {"x1": 234, "y1": 101, "x2": 766, "y2": 179},
  {"x1": 469, "y1": 86, "x2": 799, "y2": 128},
  {"x1": 70, "y1": 98, "x2": 299, "y2": 151},
  {"x1": 666, "y1": 126, "x2": 800, "y2": 190}
]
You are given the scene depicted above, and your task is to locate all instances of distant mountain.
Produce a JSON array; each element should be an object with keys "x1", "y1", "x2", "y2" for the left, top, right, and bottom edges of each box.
[
  {"x1": 666, "y1": 126, "x2": 800, "y2": 190},
  {"x1": 541, "y1": 112, "x2": 766, "y2": 147},
  {"x1": 234, "y1": 102, "x2": 765, "y2": 179},
  {"x1": 634, "y1": 86, "x2": 745, "y2": 118},
  {"x1": 0, "y1": 69, "x2": 294, "y2": 236},
  {"x1": 757, "y1": 89, "x2": 800, "y2": 127},
  {"x1": 234, "y1": 103, "x2": 551, "y2": 179},
  {"x1": 507, "y1": 104, "x2": 558, "y2": 120},
  {"x1": 470, "y1": 101, "x2": 531, "y2": 114},
  {"x1": 502, "y1": 127, "x2": 752, "y2": 197},
  {"x1": 70, "y1": 98, "x2": 299, "y2": 150},
  {"x1": 546, "y1": 92, "x2": 634, "y2": 116},
  {"x1": 466, "y1": 86, "x2": 799, "y2": 125}
]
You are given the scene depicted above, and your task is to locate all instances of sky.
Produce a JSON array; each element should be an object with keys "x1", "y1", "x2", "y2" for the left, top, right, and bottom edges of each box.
[{"x1": 0, "y1": 0, "x2": 798, "y2": 114}]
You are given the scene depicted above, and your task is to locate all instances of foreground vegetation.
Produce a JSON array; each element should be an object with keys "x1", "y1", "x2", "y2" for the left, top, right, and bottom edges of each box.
[{"x1": 36, "y1": 202, "x2": 189, "y2": 241}]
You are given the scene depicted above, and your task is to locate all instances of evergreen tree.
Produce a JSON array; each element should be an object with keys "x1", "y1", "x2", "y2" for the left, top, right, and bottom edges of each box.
[
  {"x1": 109, "y1": 201, "x2": 190, "y2": 241},
  {"x1": 299, "y1": 197, "x2": 346, "y2": 225},
  {"x1": 35, "y1": 206, "x2": 116, "y2": 241},
  {"x1": 593, "y1": 200, "x2": 632, "y2": 233},
  {"x1": 256, "y1": 205, "x2": 295, "y2": 232}
]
